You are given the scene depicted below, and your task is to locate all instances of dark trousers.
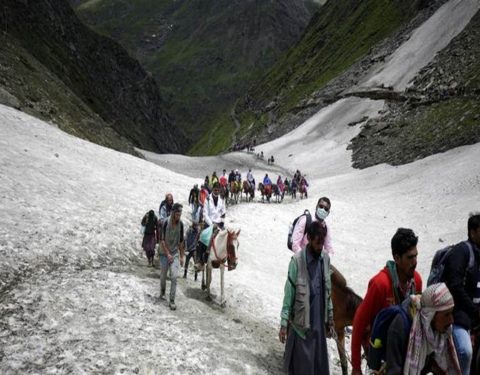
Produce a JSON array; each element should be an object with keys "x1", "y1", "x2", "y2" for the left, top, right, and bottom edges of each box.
[{"x1": 184, "y1": 251, "x2": 195, "y2": 273}]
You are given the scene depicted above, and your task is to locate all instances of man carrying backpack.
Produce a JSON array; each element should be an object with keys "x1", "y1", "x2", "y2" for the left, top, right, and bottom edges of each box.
[
  {"x1": 290, "y1": 197, "x2": 333, "y2": 255},
  {"x1": 160, "y1": 203, "x2": 185, "y2": 311},
  {"x1": 439, "y1": 213, "x2": 480, "y2": 375},
  {"x1": 384, "y1": 283, "x2": 461, "y2": 375},
  {"x1": 351, "y1": 228, "x2": 423, "y2": 375},
  {"x1": 279, "y1": 220, "x2": 334, "y2": 374}
]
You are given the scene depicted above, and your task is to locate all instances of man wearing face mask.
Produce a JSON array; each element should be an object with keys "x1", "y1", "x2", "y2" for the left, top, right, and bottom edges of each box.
[{"x1": 291, "y1": 197, "x2": 333, "y2": 256}]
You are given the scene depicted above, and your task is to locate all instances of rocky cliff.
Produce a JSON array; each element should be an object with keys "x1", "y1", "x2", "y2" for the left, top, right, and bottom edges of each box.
[{"x1": 0, "y1": 0, "x2": 185, "y2": 154}]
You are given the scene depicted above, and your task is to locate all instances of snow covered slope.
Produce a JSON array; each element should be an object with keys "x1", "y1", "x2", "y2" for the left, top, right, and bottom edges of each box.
[{"x1": 1, "y1": 0, "x2": 480, "y2": 373}]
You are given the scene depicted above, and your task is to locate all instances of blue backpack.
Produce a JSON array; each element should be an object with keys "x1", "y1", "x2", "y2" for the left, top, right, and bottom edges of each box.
[
  {"x1": 367, "y1": 304, "x2": 411, "y2": 371},
  {"x1": 427, "y1": 241, "x2": 474, "y2": 286}
]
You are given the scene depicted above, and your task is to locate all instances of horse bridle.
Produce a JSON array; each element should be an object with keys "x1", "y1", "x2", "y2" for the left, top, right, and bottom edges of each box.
[{"x1": 211, "y1": 230, "x2": 239, "y2": 270}]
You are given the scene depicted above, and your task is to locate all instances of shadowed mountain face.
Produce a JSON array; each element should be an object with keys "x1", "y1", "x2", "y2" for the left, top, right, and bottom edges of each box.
[
  {"x1": 71, "y1": 0, "x2": 320, "y2": 152},
  {"x1": 0, "y1": 0, "x2": 186, "y2": 154}
]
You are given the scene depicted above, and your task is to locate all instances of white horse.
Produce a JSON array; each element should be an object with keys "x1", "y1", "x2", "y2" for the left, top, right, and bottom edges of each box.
[{"x1": 201, "y1": 227, "x2": 240, "y2": 307}]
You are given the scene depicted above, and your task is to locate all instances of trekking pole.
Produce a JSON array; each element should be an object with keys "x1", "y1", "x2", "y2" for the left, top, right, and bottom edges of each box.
[{"x1": 331, "y1": 330, "x2": 354, "y2": 367}]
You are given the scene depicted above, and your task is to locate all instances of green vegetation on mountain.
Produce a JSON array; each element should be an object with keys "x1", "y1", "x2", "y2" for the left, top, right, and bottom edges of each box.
[
  {"x1": 233, "y1": 0, "x2": 423, "y2": 144},
  {"x1": 0, "y1": 0, "x2": 184, "y2": 154},
  {"x1": 71, "y1": 0, "x2": 319, "y2": 154}
]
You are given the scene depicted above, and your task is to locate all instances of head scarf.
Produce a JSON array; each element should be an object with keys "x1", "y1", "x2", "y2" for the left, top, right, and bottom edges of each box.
[{"x1": 403, "y1": 283, "x2": 460, "y2": 375}]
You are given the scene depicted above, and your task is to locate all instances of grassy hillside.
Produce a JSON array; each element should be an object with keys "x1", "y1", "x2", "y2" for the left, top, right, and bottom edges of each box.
[
  {"x1": 72, "y1": 0, "x2": 319, "y2": 153},
  {"x1": 233, "y1": 0, "x2": 423, "y2": 143}
]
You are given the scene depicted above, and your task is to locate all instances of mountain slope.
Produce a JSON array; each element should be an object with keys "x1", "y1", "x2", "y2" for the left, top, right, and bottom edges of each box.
[
  {"x1": 232, "y1": 0, "x2": 428, "y2": 143},
  {"x1": 350, "y1": 5, "x2": 480, "y2": 168},
  {"x1": 0, "y1": 0, "x2": 185, "y2": 154},
  {"x1": 71, "y1": 0, "x2": 320, "y2": 152}
]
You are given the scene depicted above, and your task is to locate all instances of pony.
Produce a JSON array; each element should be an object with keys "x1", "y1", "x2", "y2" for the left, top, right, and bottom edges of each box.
[
  {"x1": 331, "y1": 265, "x2": 363, "y2": 375},
  {"x1": 242, "y1": 180, "x2": 255, "y2": 202},
  {"x1": 229, "y1": 181, "x2": 241, "y2": 205},
  {"x1": 201, "y1": 227, "x2": 240, "y2": 307},
  {"x1": 220, "y1": 184, "x2": 229, "y2": 206},
  {"x1": 272, "y1": 184, "x2": 282, "y2": 203},
  {"x1": 290, "y1": 180, "x2": 298, "y2": 199},
  {"x1": 299, "y1": 179, "x2": 308, "y2": 199},
  {"x1": 258, "y1": 183, "x2": 272, "y2": 203}
]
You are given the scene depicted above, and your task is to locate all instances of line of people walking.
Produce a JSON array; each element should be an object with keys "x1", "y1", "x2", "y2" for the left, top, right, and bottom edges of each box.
[{"x1": 279, "y1": 197, "x2": 480, "y2": 375}]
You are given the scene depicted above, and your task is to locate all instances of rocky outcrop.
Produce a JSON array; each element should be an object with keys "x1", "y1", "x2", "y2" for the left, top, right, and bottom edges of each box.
[
  {"x1": 0, "y1": 0, "x2": 185, "y2": 154},
  {"x1": 233, "y1": 0, "x2": 450, "y2": 148},
  {"x1": 350, "y1": 8, "x2": 480, "y2": 168}
]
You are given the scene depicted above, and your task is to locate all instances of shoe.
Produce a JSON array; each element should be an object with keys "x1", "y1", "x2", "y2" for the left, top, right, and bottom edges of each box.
[
  {"x1": 169, "y1": 301, "x2": 176, "y2": 310},
  {"x1": 160, "y1": 291, "x2": 166, "y2": 300}
]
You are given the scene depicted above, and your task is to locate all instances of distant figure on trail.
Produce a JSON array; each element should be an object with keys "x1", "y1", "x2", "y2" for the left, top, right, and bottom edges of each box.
[
  {"x1": 219, "y1": 170, "x2": 228, "y2": 189},
  {"x1": 246, "y1": 168, "x2": 255, "y2": 190},
  {"x1": 438, "y1": 213, "x2": 480, "y2": 374},
  {"x1": 159, "y1": 193, "x2": 174, "y2": 228},
  {"x1": 234, "y1": 169, "x2": 241, "y2": 183},
  {"x1": 293, "y1": 170, "x2": 302, "y2": 184},
  {"x1": 228, "y1": 170, "x2": 236, "y2": 185},
  {"x1": 277, "y1": 175, "x2": 285, "y2": 199},
  {"x1": 160, "y1": 203, "x2": 185, "y2": 311},
  {"x1": 141, "y1": 210, "x2": 158, "y2": 267},
  {"x1": 385, "y1": 283, "x2": 461, "y2": 375},
  {"x1": 291, "y1": 197, "x2": 333, "y2": 255},
  {"x1": 351, "y1": 228, "x2": 423, "y2": 375},
  {"x1": 279, "y1": 220, "x2": 334, "y2": 374},
  {"x1": 263, "y1": 174, "x2": 272, "y2": 186},
  {"x1": 260, "y1": 151, "x2": 264, "y2": 159},
  {"x1": 184, "y1": 221, "x2": 199, "y2": 280},
  {"x1": 284, "y1": 177, "x2": 290, "y2": 193},
  {"x1": 211, "y1": 171, "x2": 219, "y2": 186},
  {"x1": 270, "y1": 155, "x2": 275, "y2": 164},
  {"x1": 299, "y1": 175, "x2": 309, "y2": 199},
  {"x1": 188, "y1": 184, "x2": 199, "y2": 210},
  {"x1": 204, "y1": 175, "x2": 211, "y2": 192}
]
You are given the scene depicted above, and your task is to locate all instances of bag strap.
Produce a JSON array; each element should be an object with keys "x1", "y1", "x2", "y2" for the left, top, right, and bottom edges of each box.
[
  {"x1": 303, "y1": 209, "x2": 311, "y2": 235},
  {"x1": 465, "y1": 240, "x2": 475, "y2": 269}
]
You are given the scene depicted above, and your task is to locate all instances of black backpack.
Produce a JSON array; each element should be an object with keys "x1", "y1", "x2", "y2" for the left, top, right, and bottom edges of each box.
[
  {"x1": 427, "y1": 241, "x2": 474, "y2": 286},
  {"x1": 287, "y1": 210, "x2": 311, "y2": 251}
]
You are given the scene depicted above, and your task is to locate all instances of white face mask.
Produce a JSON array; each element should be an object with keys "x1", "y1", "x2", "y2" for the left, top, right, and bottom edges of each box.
[{"x1": 316, "y1": 207, "x2": 329, "y2": 221}]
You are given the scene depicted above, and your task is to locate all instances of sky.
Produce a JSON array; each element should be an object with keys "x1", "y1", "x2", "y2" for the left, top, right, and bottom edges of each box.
[{"x1": 1, "y1": 0, "x2": 480, "y2": 374}]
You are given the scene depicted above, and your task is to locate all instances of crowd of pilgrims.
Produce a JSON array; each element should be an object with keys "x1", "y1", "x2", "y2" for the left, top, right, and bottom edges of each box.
[
  {"x1": 139, "y1": 168, "x2": 480, "y2": 375},
  {"x1": 195, "y1": 168, "x2": 310, "y2": 202}
]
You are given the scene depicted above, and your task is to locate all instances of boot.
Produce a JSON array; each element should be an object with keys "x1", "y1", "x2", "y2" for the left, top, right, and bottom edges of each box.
[
  {"x1": 169, "y1": 300, "x2": 176, "y2": 310},
  {"x1": 183, "y1": 269, "x2": 187, "y2": 279}
]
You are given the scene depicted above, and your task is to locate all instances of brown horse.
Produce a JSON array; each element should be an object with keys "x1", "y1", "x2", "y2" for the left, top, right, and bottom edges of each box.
[
  {"x1": 229, "y1": 181, "x2": 241, "y2": 205},
  {"x1": 258, "y1": 183, "x2": 272, "y2": 202},
  {"x1": 331, "y1": 265, "x2": 363, "y2": 375},
  {"x1": 299, "y1": 180, "x2": 308, "y2": 199},
  {"x1": 242, "y1": 180, "x2": 255, "y2": 202}
]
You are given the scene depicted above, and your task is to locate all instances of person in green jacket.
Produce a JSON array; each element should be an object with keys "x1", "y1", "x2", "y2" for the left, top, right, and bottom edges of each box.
[{"x1": 279, "y1": 220, "x2": 334, "y2": 374}]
